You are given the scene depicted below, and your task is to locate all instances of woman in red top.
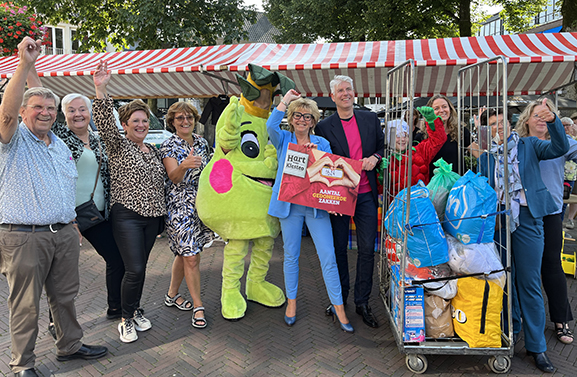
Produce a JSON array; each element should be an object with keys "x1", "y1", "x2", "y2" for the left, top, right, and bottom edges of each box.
[{"x1": 387, "y1": 107, "x2": 446, "y2": 197}]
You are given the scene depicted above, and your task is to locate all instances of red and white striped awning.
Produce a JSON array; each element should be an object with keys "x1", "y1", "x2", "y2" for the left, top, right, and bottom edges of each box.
[
  {"x1": 0, "y1": 44, "x2": 255, "y2": 99},
  {"x1": 1, "y1": 32, "x2": 576, "y2": 99}
]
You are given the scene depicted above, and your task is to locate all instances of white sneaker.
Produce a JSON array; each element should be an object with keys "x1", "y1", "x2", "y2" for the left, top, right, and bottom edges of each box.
[
  {"x1": 133, "y1": 308, "x2": 152, "y2": 331},
  {"x1": 118, "y1": 318, "x2": 138, "y2": 343},
  {"x1": 566, "y1": 219, "x2": 575, "y2": 229}
]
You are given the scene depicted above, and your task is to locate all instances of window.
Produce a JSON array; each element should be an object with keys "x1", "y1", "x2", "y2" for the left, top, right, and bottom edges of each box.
[{"x1": 71, "y1": 30, "x2": 79, "y2": 53}]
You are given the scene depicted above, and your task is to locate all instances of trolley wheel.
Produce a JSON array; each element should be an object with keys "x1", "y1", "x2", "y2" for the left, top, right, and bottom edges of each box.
[
  {"x1": 488, "y1": 356, "x2": 511, "y2": 374},
  {"x1": 405, "y1": 354, "x2": 428, "y2": 374}
]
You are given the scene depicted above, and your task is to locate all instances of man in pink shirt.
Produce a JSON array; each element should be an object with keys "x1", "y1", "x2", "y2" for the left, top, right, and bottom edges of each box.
[{"x1": 315, "y1": 75, "x2": 384, "y2": 328}]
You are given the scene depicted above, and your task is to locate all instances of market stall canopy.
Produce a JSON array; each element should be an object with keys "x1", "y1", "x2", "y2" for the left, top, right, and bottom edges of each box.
[{"x1": 1, "y1": 32, "x2": 576, "y2": 99}]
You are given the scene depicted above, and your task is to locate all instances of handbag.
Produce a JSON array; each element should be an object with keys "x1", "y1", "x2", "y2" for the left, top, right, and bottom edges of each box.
[{"x1": 75, "y1": 141, "x2": 105, "y2": 232}]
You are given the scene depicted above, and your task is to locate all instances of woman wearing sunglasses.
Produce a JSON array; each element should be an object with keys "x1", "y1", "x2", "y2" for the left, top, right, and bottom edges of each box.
[
  {"x1": 160, "y1": 102, "x2": 213, "y2": 329},
  {"x1": 267, "y1": 89, "x2": 353, "y2": 332}
]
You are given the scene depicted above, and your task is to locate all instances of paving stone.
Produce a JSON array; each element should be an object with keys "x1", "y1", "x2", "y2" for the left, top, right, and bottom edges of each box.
[{"x1": 1, "y1": 236, "x2": 576, "y2": 376}]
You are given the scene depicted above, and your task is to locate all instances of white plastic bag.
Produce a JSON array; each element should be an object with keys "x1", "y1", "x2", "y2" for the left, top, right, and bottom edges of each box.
[{"x1": 446, "y1": 234, "x2": 505, "y2": 288}]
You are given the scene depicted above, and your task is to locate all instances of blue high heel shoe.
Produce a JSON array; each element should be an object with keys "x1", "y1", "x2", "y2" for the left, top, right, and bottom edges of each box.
[
  {"x1": 284, "y1": 314, "x2": 296, "y2": 327},
  {"x1": 329, "y1": 305, "x2": 354, "y2": 333}
]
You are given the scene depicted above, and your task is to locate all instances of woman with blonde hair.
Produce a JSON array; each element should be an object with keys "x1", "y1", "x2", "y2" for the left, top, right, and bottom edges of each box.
[
  {"x1": 516, "y1": 99, "x2": 575, "y2": 347},
  {"x1": 161, "y1": 101, "x2": 213, "y2": 329},
  {"x1": 267, "y1": 90, "x2": 352, "y2": 332}
]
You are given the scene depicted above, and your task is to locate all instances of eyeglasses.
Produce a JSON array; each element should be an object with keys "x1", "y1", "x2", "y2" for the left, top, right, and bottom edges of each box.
[
  {"x1": 293, "y1": 112, "x2": 313, "y2": 122},
  {"x1": 174, "y1": 115, "x2": 195, "y2": 122},
  {"x1": 27, "y1": 105, "x2": 57, "y2": 114}
]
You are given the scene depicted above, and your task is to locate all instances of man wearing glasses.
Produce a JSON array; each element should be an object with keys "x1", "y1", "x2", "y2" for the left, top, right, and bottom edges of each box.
[
  {"x1": 0, "y1": 37, "x2": 107, "y2": 377},
  {"x1": 315, "y1": 75, "x2": 384, "y2": 328}
]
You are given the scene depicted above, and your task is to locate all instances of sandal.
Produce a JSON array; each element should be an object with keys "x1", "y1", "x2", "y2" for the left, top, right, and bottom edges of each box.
[
  {"x1": 164, "y1": 293, "x2": 193, "y2": 311},
  {"x1": 555, "y1": 322, "x2": 574, "y2": 344},
  {"x1": 192, "y1": 306, "x2": 207, "y2": 329}
]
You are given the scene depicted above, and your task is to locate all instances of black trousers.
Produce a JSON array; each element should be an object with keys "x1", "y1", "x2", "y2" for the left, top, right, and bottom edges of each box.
[
  {"x1": 329, "y1": 192, "x2": 378, "y2": 306},
  {"x1": 111, "y1": 203, "x2": 163, "y2": 318},
  {"x1": 82, "y1": 214, "x2": 124, "y2": 311},
  {"x1": 542, "y1": 214, "x2": 574, "y2": 323}
]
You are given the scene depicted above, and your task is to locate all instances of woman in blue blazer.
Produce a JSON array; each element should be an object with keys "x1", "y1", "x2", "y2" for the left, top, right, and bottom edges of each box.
[
  {"x1": 474, "y1": 100, "x2": 569, "y2": 373},
  {"x1": 517, "y1": 100, "x2": 576, "y2": 347},
  {"x1": 267, "y1": 90, "x2": 352, "y2": 332}
]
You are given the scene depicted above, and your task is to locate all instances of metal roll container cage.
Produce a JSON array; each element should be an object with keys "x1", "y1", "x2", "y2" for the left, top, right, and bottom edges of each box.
[{"x1": 379, "y1": 57, "x2": 513, "y2": 374}]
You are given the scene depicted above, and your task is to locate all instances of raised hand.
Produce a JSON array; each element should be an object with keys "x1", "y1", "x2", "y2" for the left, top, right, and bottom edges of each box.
[
  {"x1": 18, "y1": 37, "x2": 41, "y2": 65},
  {"x1": 536, "y1": 98, "x2": 555, "y2": 123},
  {"x1": 217, "y1": 96, "x2": 244, "y2": 152},
  {"x1": 93, "y1": 60, "x2": 111, "y2": 98},
  {"x1": 417, "y1": 106, "x2": 440, "y2": 131},
  {"x1": 283, "y1": 89, "x2": 301, "y2": 104}
]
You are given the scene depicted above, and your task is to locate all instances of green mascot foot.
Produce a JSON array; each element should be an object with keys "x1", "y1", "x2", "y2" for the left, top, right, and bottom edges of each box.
[
  {"x1": 245, "y1": 236, "x2": 285, "y2": 307},
  {"x1": 221, "y1": 288, "x2": 247, "y2": 320},
  {"x1": 246, "y1": 278, "x2": 286, "y2": 308}
]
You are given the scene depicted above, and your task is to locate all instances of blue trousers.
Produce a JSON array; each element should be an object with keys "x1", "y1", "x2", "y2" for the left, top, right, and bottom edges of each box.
[
  {"x1": 330, "y1": 192, "x2": 378, "y2": 306},
  {"x1": 506, "y1": 206, "x2": 547, "y2": 353},
  {"x1": 279, "y1": 204, "x2": 343, "y2": 305}
]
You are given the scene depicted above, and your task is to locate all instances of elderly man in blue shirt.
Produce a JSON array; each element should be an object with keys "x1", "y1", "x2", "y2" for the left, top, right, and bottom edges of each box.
[{"x1": 0, "y1": 37, "x2": 108, "y2": 377}]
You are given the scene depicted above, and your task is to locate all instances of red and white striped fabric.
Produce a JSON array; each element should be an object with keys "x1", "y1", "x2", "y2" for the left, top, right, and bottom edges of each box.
[
  {"x1": 1, "y1": 33, "x2": 576, "y2": 99},
  {"x1": 0, "y1": 44, "x2": 256, "y2": 98},
  {"x1": 229, "y1": 32, "x2": 577, "y2": 97}
]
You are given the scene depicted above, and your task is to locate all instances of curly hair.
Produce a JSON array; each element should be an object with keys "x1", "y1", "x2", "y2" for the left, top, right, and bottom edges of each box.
[
  {"x1": 286, "y1": 98, "x2": 321, "y2": 134},
  {"x1": 515, "y1": 98, "x2": 557, "y2": 138},
  {"x1": 165, "y1": 102, "x2": 200, "y2": 133},
  {"x1": 426, "y1": 94, "x2": 458, "y2": 142},
  {"x1": 118, "y1": 99, "x2": 150, "y2": 126}
]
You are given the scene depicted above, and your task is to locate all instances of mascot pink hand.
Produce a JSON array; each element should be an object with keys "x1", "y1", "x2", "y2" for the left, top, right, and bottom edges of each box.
[{"x1": 209, "y1": 159, "x2": 234, "y2": 194}]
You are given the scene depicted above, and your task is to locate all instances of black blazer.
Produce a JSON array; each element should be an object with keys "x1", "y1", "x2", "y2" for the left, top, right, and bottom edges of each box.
[{"x1": 315, "y1": 110, "x2": 384, "y2": 205}]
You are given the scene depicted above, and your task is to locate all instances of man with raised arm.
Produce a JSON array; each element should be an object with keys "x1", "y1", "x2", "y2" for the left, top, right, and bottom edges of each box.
[{"x1": 0, "y1": 37, "x2": 107, "y2": 377}]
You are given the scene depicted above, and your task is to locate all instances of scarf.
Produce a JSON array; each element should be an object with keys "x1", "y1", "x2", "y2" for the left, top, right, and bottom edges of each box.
[{"x1": 490, "y1": 131, "x2": 522, "y2": 232}]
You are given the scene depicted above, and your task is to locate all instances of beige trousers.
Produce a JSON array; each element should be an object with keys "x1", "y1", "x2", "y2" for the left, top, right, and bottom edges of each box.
[{"x1": 0, "y1": 224, "x2": 83, "y2": 373}]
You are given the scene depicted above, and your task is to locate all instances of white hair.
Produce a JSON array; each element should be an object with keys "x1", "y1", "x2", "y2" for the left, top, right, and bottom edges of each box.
[
  {"x1": 329, "y1": 75, "x2": 354, "y2": 95},
  {"x1": 61, "y1": 93, "x2": 92, "y2": 115}
]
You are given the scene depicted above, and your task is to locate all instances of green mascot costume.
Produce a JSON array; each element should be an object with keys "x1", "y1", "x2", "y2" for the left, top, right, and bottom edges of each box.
[{"x1": 197, "y1": 64, "x2": 295, "y2": 320}]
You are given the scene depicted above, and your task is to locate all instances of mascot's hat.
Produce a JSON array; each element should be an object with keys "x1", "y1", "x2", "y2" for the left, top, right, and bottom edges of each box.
[{"x1": 236, "y1": 64, "x2": 295, "y2": 119}]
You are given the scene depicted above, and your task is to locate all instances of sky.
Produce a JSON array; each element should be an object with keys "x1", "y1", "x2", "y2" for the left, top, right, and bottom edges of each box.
[
  {"x1": 242, "y1": 1, "x2": 504, "y2": 18},
  {"x1": 243, "y1": 0, "x2": 264, "y2": 11}
]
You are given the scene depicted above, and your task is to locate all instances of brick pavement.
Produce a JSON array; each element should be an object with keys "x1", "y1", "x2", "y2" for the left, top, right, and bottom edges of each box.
[{"x1": 0, "y1": 235, "x2": 576, "y2": 376}]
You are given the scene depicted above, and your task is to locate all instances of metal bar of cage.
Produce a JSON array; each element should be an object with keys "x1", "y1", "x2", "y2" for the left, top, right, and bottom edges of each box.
[{"x1": 379, "y1": 56, "x2": 513, "y2": 374}]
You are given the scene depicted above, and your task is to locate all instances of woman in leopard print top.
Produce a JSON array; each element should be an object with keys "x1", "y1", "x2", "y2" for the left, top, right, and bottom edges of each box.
[
  {"x1": 26, "y1": 67, "x2": 125, "y2": 323},
  {"x1": 92, "y1": 60, "x2": 166, "y2": 344}
]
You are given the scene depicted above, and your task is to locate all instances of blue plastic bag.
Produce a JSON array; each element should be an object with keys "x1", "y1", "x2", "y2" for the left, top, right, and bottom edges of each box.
[
  {"x1": 384, "y1": 181, "x2": 449, "y2": 267},
  {"x1": 443, "y1": 170, "x2": 497, "y2": 244}
]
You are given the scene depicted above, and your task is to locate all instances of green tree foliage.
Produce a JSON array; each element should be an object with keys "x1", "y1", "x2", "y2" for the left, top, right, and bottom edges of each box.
[
  {"x1": 265, "y1": 0, "x2": 548, "y2": 42},
  {"x1": 17, "y1": 0, "x2": 257, "y2": 52},
  {"x1": 561, "y1": 0, "x2": 577, "y2": 31}
]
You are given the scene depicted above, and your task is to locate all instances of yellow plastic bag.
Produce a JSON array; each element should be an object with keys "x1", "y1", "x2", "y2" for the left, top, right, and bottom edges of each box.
[{"x1": 451, "y1": 277, "x2": 503, "y2": 348}]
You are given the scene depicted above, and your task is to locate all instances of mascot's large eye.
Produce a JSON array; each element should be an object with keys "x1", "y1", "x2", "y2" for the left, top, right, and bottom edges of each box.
[{"x1": 241, "y1": 131, "x2": 260, "y2": 158}]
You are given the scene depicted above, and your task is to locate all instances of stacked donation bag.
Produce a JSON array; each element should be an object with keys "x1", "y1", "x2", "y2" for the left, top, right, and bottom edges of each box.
[{"x1": 384, "y1": 161, "x2": 506, "y2": 348}]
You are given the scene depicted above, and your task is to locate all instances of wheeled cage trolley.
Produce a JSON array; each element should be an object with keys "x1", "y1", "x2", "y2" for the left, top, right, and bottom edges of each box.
[{"x1": 378, "y1": 57, "x2": 514, "y2": 374}]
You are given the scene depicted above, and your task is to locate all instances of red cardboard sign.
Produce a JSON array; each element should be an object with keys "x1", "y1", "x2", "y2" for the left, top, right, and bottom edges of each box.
[{"x1": 278, "y1": 143, "x2": 363, "y2": 216}]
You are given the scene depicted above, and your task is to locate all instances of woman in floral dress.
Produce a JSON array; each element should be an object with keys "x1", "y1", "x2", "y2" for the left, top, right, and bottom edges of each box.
[{"x1": 161, "y1": 102, "x2": 213, "y2": 328}]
